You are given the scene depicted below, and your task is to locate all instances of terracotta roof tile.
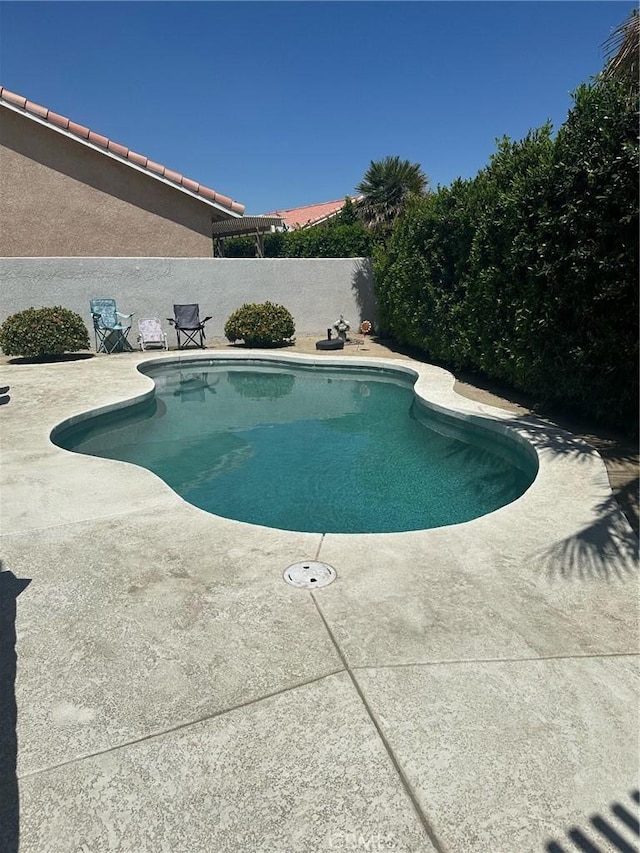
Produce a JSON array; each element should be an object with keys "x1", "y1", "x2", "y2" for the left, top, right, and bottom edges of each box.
[
  {"x1": 48, "y1": 111, "x2": 69, "y2": 129},
  {"x1": 264, "y1": 197, "x2": 361, "y2": 230},
  {"x1": 146, "y1": 159, "x2": 165, "y2": 175},
  {"x1": 107, "y1": 140, "x2": 128, "y2": 157},
  {"x1": 0, "y1": 85, "x2": 245, "y2": 215},
  {"x1": 127, "y1": 151, "x2": 148, "y2": 167},
  {"x1": 88, "y1": 130, "x2": 109, "y2": 148},
  {"x1": 216, "y1": 192, "x2": 236, "y2": 209},
  {"x1": 2, "y1": 89, "x2": 26, "y2": 108},
  {"x1": 68, "y1": 121, "x2": 90, "y2": 139},
  {"x1": 26, "y1": 100, "x2": 48, "y2": 119}
]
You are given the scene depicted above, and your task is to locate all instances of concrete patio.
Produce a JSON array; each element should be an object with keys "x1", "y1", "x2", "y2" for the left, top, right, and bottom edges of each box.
[{"x1": 0, "y1": 345, "x2": 637, "y2": 853}]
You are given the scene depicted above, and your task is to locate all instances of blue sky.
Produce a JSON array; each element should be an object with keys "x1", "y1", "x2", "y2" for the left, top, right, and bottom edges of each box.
[{"x1": 0, "y1": 1, "x2": 634, "y2": 214}]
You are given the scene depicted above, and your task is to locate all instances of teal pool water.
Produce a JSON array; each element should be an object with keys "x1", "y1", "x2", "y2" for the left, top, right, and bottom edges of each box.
[{"x1": 53, "y1": 360, "x2": 537, "y2": 533}]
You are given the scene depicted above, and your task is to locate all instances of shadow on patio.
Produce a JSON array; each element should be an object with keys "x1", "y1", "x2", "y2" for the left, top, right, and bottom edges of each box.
[
  {"x1": 492, "y1": 415, "x2": 638, "y2": 582},
  {"x1": 545, "y1": 787, "x2": 639, "y2": 852},
  {"x1": 0, "y1": 567, "x2": 32, "y2": 853}
]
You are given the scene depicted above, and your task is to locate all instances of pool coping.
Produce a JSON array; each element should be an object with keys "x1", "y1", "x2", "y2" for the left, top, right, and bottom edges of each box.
[{"x1": 46, "y1": 348, "x2": 610, "y2": 542}]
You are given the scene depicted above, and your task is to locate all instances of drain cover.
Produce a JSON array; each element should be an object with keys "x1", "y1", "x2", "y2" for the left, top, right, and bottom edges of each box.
[{"x1": 283, "y1": 561, "x2": 337, "y2": 589}]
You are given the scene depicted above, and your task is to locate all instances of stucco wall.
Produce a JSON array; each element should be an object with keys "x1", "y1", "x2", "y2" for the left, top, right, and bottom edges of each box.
[
  {"x1": 0, "y1": 108, "x2": 227, "y2": 257},
  {"x1": 0, "y1": 257, "x2": 376, "y2": 346}
]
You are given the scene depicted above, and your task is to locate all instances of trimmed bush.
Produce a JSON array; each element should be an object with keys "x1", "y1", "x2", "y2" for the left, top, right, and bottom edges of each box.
[
  {"x1": 224, "y1": 302, "x2": 295, "y2": 347},
  {"x1": 0, "y1": 306, "x2": 90, "y2": 357}
]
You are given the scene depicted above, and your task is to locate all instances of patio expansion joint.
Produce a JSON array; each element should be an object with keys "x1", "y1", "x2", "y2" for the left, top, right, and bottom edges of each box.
[
  {"x1": 18, "y1": 666, "x2": 346, "y2": 781},
  {"x1": 0, "y1": 502, "x2": 179, "y2": 538},
  {"x1": 349, "y1": 651, "x2": 640, "y2": 671},
  {"x1": 314, "y1": 532, "x2": 326, "y2": 560},
  {"x1": 310, "y1": 592, "x2": 449, "y2": 853}
]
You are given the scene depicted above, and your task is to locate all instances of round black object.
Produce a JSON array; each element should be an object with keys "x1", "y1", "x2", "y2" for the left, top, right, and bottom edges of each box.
[{"x1": 316, "y1": 338, "x2": 345, "y2": 351}]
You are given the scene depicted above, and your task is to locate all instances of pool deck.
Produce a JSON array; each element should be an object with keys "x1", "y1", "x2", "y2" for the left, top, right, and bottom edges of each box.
[{"x1": 0, "y1": 343, "x2": 638, "y2": 853}]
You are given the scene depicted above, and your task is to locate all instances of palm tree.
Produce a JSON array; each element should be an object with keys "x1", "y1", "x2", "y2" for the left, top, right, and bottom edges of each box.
[
  {"x1": 356, "y1": 156, "x2": 428, "y2": 231},
  {"x1": 601, "y1": 8, "x2": 639, "y2": 93}
]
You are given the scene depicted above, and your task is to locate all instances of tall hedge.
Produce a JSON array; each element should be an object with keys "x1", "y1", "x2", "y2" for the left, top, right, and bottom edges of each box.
[
  {"x1": 376, "y1": 78, "x2": 638, "y2": 431},
  {"x1": 219, "y1": 222, "x2": 373, "y2": 258}
]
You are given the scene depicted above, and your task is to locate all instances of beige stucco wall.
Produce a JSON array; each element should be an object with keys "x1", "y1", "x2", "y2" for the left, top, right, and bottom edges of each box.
[{"x1": 0, "y1": 108, "x2": 228, "y2": 257}]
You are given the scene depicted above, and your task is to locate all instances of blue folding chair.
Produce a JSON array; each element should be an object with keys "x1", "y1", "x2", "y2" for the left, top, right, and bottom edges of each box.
[{"x1": 90, "y1": 299, "x2": 134, "y2": 353}]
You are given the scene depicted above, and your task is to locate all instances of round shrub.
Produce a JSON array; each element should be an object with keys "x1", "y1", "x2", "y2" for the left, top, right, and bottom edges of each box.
[
  {"x1": 0, "y1": 306, "x2": 90, "y2": 358},
  {"x1": 224, "y1": 302, "x2": 295, "y2": 347}
]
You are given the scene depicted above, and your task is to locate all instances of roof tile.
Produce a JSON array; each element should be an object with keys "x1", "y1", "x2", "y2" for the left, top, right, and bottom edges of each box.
[
  {"x1": 264, "y1": 197, "x2": 361, "y2": 230},
  {"x1": 68, "y1": 121, "x2": 90, "y2": 139},
  {"x1": 213, "y1": 192, "x2": 234, "y2": 209},
  {"x1": 2, "y1": 89, "x2": 26, "y2": 108},
  {"x1": 127, "y1": 151, "x2": 148, "y2": 167},
  {"x1": 48, "y1": 111, "x2": 70, "y2": 130},
  {"x1": 146, "y1": 160, "x2": 165, "y2": 176},
  {"x1": 107, "y1": 140, "x2": 128, "y2": 157},
  {"x1": 0, "y1": 85, "x2": 245, "y2": 215},
  {"x1": 25, "y1": 100, "x2": 48, "y2": 118},
  {"x1": 88, "y1": 130, "x2": 109, "y2": 148}
]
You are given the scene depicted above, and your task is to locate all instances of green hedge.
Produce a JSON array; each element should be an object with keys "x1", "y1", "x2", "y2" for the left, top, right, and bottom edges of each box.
[
  {"x1": 219, "y1": 222, "x2": 373, "y2": 258},
  {"x1": 375, "y1": 79, "x2": 638, "y2": 431}
]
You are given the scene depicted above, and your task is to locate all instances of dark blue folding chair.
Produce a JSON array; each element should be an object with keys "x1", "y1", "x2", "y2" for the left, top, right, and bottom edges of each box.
[{"x1": 167, "y1": 304, "x2": 212, "y2": 349}]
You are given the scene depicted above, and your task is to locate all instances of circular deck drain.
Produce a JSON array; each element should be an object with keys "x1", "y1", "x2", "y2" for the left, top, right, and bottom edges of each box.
[{"x1": 283, "y1": 561, "x2": 337, "y2": 589}]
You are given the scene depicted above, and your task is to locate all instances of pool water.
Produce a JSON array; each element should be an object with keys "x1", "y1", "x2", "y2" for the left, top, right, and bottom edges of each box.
[{"x1": 53, "y1": 361, "x2": 537, "y2": 533}]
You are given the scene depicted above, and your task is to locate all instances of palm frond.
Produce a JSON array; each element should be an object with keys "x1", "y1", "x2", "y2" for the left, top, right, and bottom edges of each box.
[
  {"x1": 601, "y1": 9, "x2": 639, "y2": 90},
  {"x1": 356, "y1": 156, "x2": 428, "y2": 231}
]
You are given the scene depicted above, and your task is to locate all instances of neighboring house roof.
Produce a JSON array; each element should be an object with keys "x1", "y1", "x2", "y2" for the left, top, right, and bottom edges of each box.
[
  {"x1": 0, "y1": 86, "x2": 245, "y2": 216},
  {"x1": 264, "y1": 197, "x2": 362, "y2": 230}
]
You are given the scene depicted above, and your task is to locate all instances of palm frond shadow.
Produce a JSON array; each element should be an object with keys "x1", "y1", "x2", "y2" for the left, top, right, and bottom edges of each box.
[
  {"x1": 351, "y1": 258, "x2": 377, "y2": 325},
  {"x1": 545, "y1": 787, "x2": 639, "y2": 852},
  {"x1": 503, "y1": 415, "x2": 638, "y2": 574},
  {"x1": 426, "y1": 429, "x2": 531, "y2": 507},
  {"x1": 501, "y1": 414, "x2": 614, "y2": 464},
  {"x1": 531, "y1": 485, "x2": 639, "y2": 582},
  {"x1": 431, "y1": 411, "x2": 638, "y2": 581}
]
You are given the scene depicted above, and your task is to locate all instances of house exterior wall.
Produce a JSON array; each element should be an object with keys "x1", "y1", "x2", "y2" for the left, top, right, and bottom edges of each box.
[
  {"x1": 0, "y1": 108, "x2": 224, "y2": 257},
  {"x1": 0, "y1": 257, "x2": 376, "y2": 346}
]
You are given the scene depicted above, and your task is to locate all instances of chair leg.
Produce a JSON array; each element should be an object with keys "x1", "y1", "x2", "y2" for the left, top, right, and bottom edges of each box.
[
  {"x1": 102, "y1": 330, "x2": 132, "y2": 353},
  {"x1": 176, "y1": 328, "x2": 205, "y2": 349},
  {"x1": 95, "y1": 329, "x2": 109, "y2": 353},
  {"x1": 120, "y1": 330, "x2": 133, "y2": 352}
]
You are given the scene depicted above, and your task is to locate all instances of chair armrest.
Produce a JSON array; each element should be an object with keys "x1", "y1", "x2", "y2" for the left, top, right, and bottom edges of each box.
[
  {"x1": 167, "y1": 318, "x2": 176, "y2": 326},
  {"x1": 202, "y1": 316, "x2": 213, "y2": 323},
  {"x1": 116, "y1": 312, "x2": 134, "y2": 320}
]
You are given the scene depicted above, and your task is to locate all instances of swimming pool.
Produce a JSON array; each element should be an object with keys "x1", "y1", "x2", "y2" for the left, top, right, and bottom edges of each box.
[{"x1": 53, "y1": 358, "x2": 538, "y2": 533}]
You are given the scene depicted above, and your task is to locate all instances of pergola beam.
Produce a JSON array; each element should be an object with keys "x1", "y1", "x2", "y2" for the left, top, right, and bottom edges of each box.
[{"x1": 211, "y1": 215, "x2": 283, "y2": 258}]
